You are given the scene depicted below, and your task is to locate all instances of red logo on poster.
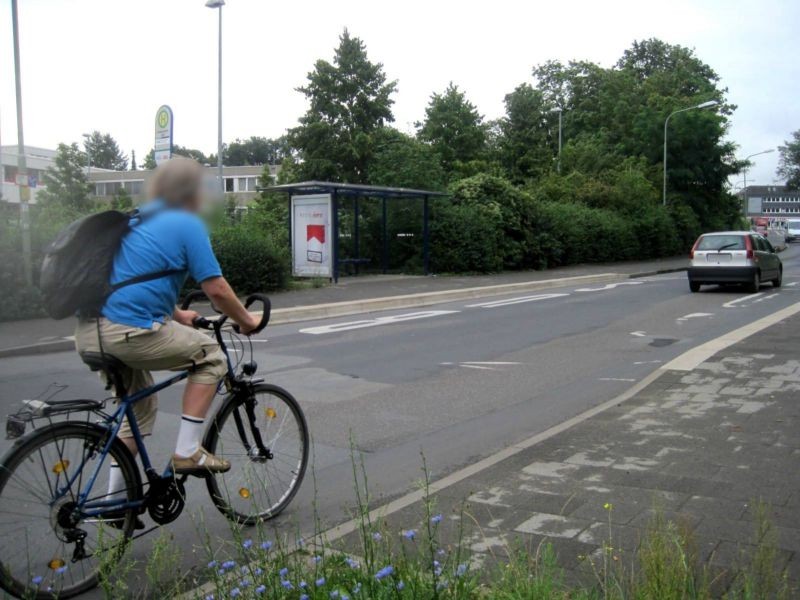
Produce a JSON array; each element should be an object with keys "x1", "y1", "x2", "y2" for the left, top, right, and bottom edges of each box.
[{"x1": 307, "y1": 225, "x2": 325, "y2": 243}]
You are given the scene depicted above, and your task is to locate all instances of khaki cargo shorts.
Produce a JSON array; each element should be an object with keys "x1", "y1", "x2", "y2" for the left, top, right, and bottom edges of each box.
[{"x1": 75, "y1": 318, "x2": 227, "y2": 437}]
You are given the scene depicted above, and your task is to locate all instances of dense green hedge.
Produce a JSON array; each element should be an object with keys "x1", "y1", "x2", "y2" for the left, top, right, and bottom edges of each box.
[{"x1": 210, "y1": 224, "x2": 290, "y2": 294}]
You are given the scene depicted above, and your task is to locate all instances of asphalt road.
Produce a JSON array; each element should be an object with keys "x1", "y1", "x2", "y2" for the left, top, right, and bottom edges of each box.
[{"x1": 2, "y1": 246, "x2": 800, "y2": 594}]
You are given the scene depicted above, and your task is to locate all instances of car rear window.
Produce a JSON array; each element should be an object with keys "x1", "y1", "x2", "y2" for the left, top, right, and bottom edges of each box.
[{"x1": 697, "y1": 235, "x2": 745, "y2": 251}]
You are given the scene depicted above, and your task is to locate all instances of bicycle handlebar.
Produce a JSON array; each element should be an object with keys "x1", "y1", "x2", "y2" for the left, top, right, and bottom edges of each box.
[{"x1": 182, "y1": 291, "x2": 271, "y2": 335}]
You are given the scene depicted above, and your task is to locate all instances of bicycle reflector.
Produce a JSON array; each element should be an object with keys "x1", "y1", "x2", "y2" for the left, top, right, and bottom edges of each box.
[
  {"x1": 52, "y1": 460, "x2": 70, "y2": 474},
  {"x1": 48, "y1": 558, "x2": 65, "y2": 570},
  {"x1": 238, "y1": 487, "x2": 251, "y2": 499},
  {"x1": 265, "y1": 408, "x2": 277, "y2": 419}
]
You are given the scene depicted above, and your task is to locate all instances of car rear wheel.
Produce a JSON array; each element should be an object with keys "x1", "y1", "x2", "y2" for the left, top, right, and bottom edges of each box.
[
  {"x1": 689, "y1": 281, "x2": 701, "y2": 293},
  {"x1": 747, "y1": 271, "x2": 761, "y2": 293},
  {"x1": 772, "y1": 268, "x2": 782, "y2": 288}
]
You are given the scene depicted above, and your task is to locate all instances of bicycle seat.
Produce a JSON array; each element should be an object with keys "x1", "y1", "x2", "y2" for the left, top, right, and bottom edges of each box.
[{"x1": 80, "y1": 351, "x2": 127, "y2": 396}]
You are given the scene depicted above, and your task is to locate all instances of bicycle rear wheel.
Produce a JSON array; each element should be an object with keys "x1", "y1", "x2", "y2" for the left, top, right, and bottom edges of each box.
[
  {"x1": 204, "y1": 384, "x2": 309, "y2": 525},
  {"x1": 0, "y1": 422, "x2": 140, "y2": 599}
]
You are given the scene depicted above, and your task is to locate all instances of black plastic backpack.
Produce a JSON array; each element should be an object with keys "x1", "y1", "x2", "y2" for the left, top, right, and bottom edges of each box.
[{"x1": 39, "y1": 210, "x2": 179, "y2": 319}]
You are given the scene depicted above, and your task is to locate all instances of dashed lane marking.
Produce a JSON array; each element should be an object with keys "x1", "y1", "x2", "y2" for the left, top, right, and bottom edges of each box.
[
  {"x1": 633, "y1": 360, "x2": 662, "y2": 365},
  {"x1": 599, "y1": 377, "x2": 636, "y2": 382},
  {"x1": 723, "y1": 293, "x2": 763, "y2": 308},
  {"x1": 465, "y1": 293, "x2": 568, "y2": 309},
  {"x1": 299, "y1": 310, "x2": 459, "y2": 335},
  {"x1": 574, "y1": 281, "x2": 644, "y2": 292},
  {"x1": 753, "y1": 293, "x2": 778, "y2": 303},
  {"x1": 677, "y1": 312, "x2": 714, "y2": 322},
  {"x1": 630, "y1": 331, "x2": 647, "y2": 337}
]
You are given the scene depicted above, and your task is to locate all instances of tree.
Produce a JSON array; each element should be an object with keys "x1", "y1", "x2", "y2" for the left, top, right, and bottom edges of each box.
[
  {"x1": 130, "y1": 150, "x2": 137, "y2": 171},
  {"x1": 289, "y1": 29, "x2": 397, "y2": 183},
  {"x1": 141, "y1": 146, "x2": 210, "y2": 169},
  {"x1": 777, "y1": 130, "x2": 800, "y2": 188},
  {"x1": 224, "y1": 136, "x2": 290, "y2": 166},
  {"x1": 36, "y1": 143, "x2": 93, "y2": 212},
  {"x1": 498, "y1": 83, "x2": 554, "y2": 183},
  {"x1": 417, "y1": 83, "x2": 487, "y2": 178},
  {"x1": 368, "y1": 128, "x2": 445, "y2": 190},
  {"x1": 83, "y1": 131, "x2": 128, "y2": 170}
]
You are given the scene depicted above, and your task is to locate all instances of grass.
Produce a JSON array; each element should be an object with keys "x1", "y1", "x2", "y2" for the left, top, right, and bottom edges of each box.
[{"x1": 89, "y1": 453, "x2": 794, "y2": 600}]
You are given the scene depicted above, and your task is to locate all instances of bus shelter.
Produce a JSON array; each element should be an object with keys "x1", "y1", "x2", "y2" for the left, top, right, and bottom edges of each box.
[{"x1": 262, "y1": 181, "x2": 447, "y2": 283}]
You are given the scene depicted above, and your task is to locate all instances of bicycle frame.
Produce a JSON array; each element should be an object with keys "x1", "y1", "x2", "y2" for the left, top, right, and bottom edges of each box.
[{"x1": 59, "y1": 319, "x2": 241, "y2": 519}]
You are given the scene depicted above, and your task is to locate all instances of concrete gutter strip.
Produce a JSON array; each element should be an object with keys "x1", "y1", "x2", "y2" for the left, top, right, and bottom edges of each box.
[
  {"x1": 268, "y1": 272, "x2": 621, "y2": 325},
  {"x1": 0, "y1": 339, "x2": 75, "y2": 360}
]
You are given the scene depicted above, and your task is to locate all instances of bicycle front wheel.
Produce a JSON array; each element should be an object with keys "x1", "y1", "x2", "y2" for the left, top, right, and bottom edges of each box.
[
  {"x1": 204, "y1": 384, "x2": 309, "y2": 524},
  {"x1": 0, "y1": 422, "x2": 140, "y2": 599}
]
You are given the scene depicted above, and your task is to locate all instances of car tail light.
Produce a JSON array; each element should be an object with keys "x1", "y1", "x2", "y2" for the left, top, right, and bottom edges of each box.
[
  {"x1": 689, "y1": 238, "x2": 701, "y2": 259},
  {"x1": 745, "y1": 235, "x2": 754, "y2": 259}
]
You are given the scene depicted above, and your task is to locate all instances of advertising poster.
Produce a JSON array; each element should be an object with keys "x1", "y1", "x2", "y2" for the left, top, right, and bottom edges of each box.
[{"x1": 291, "y1": 194, "x2": 332, "y2": 277}]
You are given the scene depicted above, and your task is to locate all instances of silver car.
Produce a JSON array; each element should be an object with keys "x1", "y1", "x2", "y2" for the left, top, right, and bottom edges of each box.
[{"x1": 688, "y1": 231, "x2": 782, "y2": 293}]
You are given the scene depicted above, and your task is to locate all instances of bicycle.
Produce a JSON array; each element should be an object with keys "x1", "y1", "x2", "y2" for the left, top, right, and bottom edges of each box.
[{"x1": 0, "y1": 292, "x2": 309, "y2": 599}]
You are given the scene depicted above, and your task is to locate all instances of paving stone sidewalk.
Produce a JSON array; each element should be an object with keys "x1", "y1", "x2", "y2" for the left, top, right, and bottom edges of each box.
[{"x1": 349, "y1": 314, "x2": 800, "y2": 593}]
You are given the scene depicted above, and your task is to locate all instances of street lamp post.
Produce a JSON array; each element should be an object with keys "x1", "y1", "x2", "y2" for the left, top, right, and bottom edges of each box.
[
  {"x1": 741, "y1": 149, "x2": 774, "y2": 219},
  {"x1": 11, "y1": 0, "x2": 32, "y2": 285},
  {"x1": 206, "y1": 0, "x2": 225, "y2": 196},
  {"x1": 550, "y1": 108, "x2": 563, "y2": 174},
  {"x1": 662, "y1": 100, "x2": 718, "y2": 206}
]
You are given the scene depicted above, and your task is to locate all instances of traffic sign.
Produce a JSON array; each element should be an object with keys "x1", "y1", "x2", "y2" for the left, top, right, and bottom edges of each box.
[{"x1": 154, "y1": 105, "x2": 173, "y2": 166}]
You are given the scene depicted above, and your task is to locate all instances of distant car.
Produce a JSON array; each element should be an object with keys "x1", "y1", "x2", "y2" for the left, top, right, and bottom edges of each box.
[
  {"x1": 688, "y1": 231, "x2": 782, "y2": 293},
  {"x1": 786, "y1": 219, "x2": 800, "y2": 242}
]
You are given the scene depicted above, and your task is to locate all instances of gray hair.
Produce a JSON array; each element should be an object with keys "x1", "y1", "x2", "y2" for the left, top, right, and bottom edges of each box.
[{"x1": 147, "y1": 157, "x2": 204, "y2": 206}]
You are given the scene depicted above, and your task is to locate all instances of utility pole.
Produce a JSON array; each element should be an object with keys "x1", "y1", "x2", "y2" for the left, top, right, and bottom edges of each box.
[
  {"x1": 206, "y1": 0, "x2": 225, "y2": 196},
  {"x1": 12, "y1": 0, "x2": 32, "y2": 285}
]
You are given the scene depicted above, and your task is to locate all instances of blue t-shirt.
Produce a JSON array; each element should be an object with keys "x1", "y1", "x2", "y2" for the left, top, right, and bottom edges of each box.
[{"x1": 102, "y1": 200, "x2": 222, "y2": 329}]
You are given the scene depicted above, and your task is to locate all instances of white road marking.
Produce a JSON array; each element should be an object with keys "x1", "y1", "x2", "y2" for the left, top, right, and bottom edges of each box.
[
  {"x1": 723, "y1": 293, "x2": 763, "y2": 308},
  {"x1": 466, "y1": 293, "x2": 568, "y2": 308},
  {"x1": 299, "y1": 310, "x2": 459, "y2": 335},
  {"x1": 753, "y1": 293, "x2": 778, "y2": 303},
  {"x1": 785, "y1": 282, "x2": 799, "y2": 287},
  {"x1": 462, "y1": 361, "x2": 521, "y2": 365},
  {"x1": 630, "y1": 331, "x2": 647, "y2": 337},
  {"x1": 677, "y1": 312, "x2": 714, "y2": 322},
  {"x1": 459, "y1": 364, "x2": 497, "y2": 371},
  {"x1": 633, "y1": 360, "x2": 662, "y2": 365},
  {"x1": 574, "y1": 281, "x2": 644, "y2": 292},
  {"x1": 599, "y1": 377, "x2": 636, "y2": 382}
]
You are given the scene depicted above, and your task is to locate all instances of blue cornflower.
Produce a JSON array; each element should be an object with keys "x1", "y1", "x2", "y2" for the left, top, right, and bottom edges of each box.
[
  {"x1": 242, "y1": 539, "x2": 253, "y2": 550},
  {"x1": 255, "y1": 585, "x2": 266, "y2": 595},
  {"x1": 204, "y1": 595, "x2": 214, "y2": 600},
  {"x1": 229, "y1": 588, "x2": 241, "y2": 598},
  {"x1": 300, "y1": 595, "x2": 309, "y2": 600},
  {"x1": 253, "y1": 567, "x2": 263, "y2": 576},
  {"x1": 260, "y1": 540, "x2": 273, "y2": 551},
  {"x1": 375, "y1": 565, "x2": 394, "y2": 580},
  {"x1": 456, "y1": 563, "x2": 468, "y2": 577},
  {"x1": 55, "y1": 566, "x2": 67, "y2": 575},
  {"x1": 239, "y1": 579, "x2": 250, "y2": 588},
  {"x1": 296, "y1": 537, "x2": 305, "y2": 547},
  {"x1": 299, "y1": 580, "x2": 308, "y2": 588},
  {"x1": 372, "y1": 532, "x2": 382, "y2": 541},
  {"x1": 315, "y1": 577, "x2": 326, "y2": 586},
  {"x1": 330, "y1": 591, "x2": 339, "y2": 599},
  {"x1": 31, "y1": 576, "x2": 43, "y2": 585},
  {"x1": 222, "y1": 560, "x2": 236, "y2": 570},
  {"x1": 437, "y1": 548, "x2": 446, "y2": 556},
  {"x1": 240, "y1": 566, "x2": 248, "y2": 574},
  {"x1": 313, "y1": 555, "x2": 322, "y2": 564},
  {"x1": 352, "y1": 583, "x2": 362, "y2": 594},
  {"x1": 218, "y1": 569, "x2": 226, "y2": 576},
  {"x1": 402, "y1": 529, "x2": 417, "y2": 540},
  {"x1": 430, "y1": 514, "x2": 443, "y2": 524},
  {"x1": 397, "y1": 580, "x2": 405, "y2": 590},
  {"x1": 207, "y1": 560, "x2": 218, "y2": 569},
  {"x1": 345, "y1": 557, "x2": 359, "y2": 569},
  {"x1": 281, "y1": 580, "x2": 293, "y2": 590},
  {"x1": 279, "y1": 567, "x2": 289, "y2": 578}
]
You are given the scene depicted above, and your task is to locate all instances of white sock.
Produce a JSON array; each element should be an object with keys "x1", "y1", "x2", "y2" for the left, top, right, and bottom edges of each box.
[
  {"x1": 107, "y1": 463, "x2": 127, "y2": 501},
  {"x1": 175, "y1": 414, "x2": 205, "y2": 458}
]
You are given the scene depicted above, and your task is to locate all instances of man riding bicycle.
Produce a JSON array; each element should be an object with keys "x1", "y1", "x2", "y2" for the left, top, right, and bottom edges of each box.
[{"x1": 74, "y1": 157, "x2": 260, "y2": 496}]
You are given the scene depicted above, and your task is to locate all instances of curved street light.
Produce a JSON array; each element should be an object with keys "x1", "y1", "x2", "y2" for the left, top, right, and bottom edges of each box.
[
  {"x1": 741, "y1": 149, "x2": 775, "y2": 217},
  {"x1": 662, "y1": 100, "x2": 719, "y2": 206}
]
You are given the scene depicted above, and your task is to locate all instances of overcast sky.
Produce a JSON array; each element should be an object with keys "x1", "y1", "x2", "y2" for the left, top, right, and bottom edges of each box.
[{"x1": 1, "y1": 0, "x2": 798, "y2": 186}]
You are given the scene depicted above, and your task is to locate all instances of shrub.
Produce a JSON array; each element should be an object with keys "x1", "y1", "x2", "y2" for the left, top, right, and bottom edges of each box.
[
  {"x1": 429, "y1": 201, "x2": 504, "y2": 273},
  {"x1": 211, "y1": 224, "x2": 290, "y2": 294}
]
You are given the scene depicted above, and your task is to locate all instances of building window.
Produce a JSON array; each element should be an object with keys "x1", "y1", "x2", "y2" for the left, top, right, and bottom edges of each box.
[
  {"x1": 225, "y1": 178, "x2": 234, "y2": 193},
  {"x1": 123, "y1": 180, "x2": 143, "y2": 195}
]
